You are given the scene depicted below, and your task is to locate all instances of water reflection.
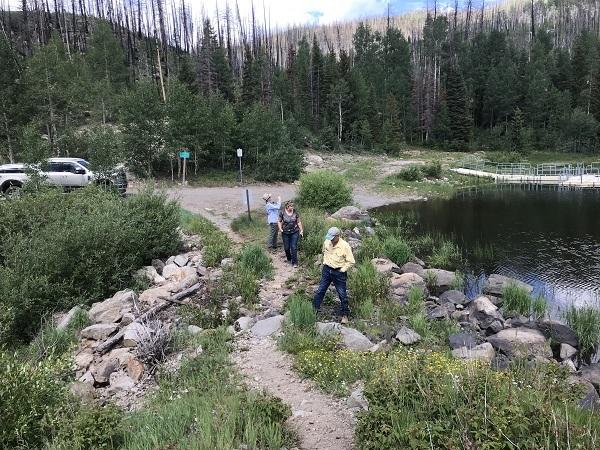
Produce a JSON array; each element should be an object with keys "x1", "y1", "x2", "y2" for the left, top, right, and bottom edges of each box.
[{"x1": 374, "y1": 184, "x2": 600, "y2": 314}]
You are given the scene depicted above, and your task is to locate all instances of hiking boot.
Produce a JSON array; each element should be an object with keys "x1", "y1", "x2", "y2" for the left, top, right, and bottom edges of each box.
[{"x1": 340, "y1": 315, "x2": 349, "y2": 325}]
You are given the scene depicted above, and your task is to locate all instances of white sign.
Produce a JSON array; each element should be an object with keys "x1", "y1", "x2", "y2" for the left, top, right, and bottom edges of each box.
[{"x1": 236, "y1": 148, "x2": 243, "y2": 158}]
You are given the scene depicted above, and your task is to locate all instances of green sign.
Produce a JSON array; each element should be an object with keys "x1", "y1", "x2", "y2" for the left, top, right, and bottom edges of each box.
[{"x1": 179, "y1": 151, "x2": 190, "y2": 159}]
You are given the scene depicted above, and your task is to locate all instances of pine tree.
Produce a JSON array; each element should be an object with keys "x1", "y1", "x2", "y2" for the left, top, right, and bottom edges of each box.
[
  {"x1": 445, "y1": 64, "x2": 472, "y2": 148},
  {"x1": 310, "y1": 35, "x2": 324, "y2": 130},
  {"x1": 242, "y1": 44, "x2": 259, "y2": 106}
]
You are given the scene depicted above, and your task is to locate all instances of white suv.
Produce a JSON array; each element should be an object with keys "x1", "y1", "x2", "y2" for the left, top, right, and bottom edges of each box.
[{"x1": 0, "y1": 157, "x2": 127, "y2": 197}]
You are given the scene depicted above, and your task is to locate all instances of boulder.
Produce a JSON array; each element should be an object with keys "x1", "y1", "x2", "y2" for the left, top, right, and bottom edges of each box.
[
  {"x1": 483, "y1": 274, "x2": 533, "y2": 297},
  {"x1": 251, "y1": 315, "x2": 285, "y2": 337},
  {"x1": 390, "y1": 272, "x2": 427, "y2": 301},
  {"x1": 427, "y1": 305, "x2": 452, "y2": 320},
  {"x1": 331, "y1": 206, "x2": 366, "y2": 222},
  {"x1": 92, "y1": 358, "x2": 119, "y2": 385},
  {"x1": 487, "y1": 327, "x2": 552, "y2": 359},
  {"x1": 316, "y1": 322, "x2": 342, "y2": 336},
  {"x1": 107, "y1": 347, "x2": 134, "y2": 366},
  {"x1": 79, "y1": 370, "x2": 95, "y2": 385},
  {"x1": 57, "y1": 305, "x2": 85, "y2": 331},
  {"x1": 579, "y1": 364, "x2": 600, "y2": 389},
  {"x1": 369, "y1": 340, "x2": 390, "y2": 353},
  {"x1": 470, "y1": 296, "x2": 505, "y2": 330},
  {"x1": 122, "y1": 322, "x2": 152, "y2": 347},
  {"x1": 560, "y1": 343, "x2": 578, "y2": 361},
  {"x1": 166, "y1": 256, "x2": 176, "y2": 265},
  {"x1": 448, "y1": 333, "x2": 477, "y2": 350},
  {"x1": 74, "y1": 350, "x2": 94, "y2": 370},
  {"x1": 162, "y1": 264, "x2": 196, "y2": 281},
  {"x1": 234, "y1": 316, "x2": 256, "y2": 332},
  {"x1": 364, "y1": 226, "x2": 376, "y2": 236},
  {"x1": 121, "y1": 312, "x2": 135, "y2": 326},
  {"x1": 135, "y1": 266, "x2": 165, "y2": 285},
  {"x1": 400, "y1": 262, "x2": 424, "y2": 278},
  {"x1": 80, "y1": 323, "x2": 118, "y2": 341},
  {"x1": 305, "y1": 154, "x2": 324, "y2": 166},
  {"x1": 126, "y1": 358, "x2": 145, "y2": 382},
  {"x1": 88, "y1": 289, "x2": 135, "y2": 324},
  {"x1": 162, "y1": 263, "x2": 179, "y2": 279},
  {"x1": 439, "y1": 290, "x2": 469, "y2": 305},
  {"x1": 568, "y1": 376, "x2": 600, "y2": 410},
  {"x1": 151, "y1": 258, "x2": 165, "y2": 274},
  {"x1": 423, "y1": 269, "x2": 455, "y2": 295},
  {"x1": 395, "y1": 326, "x2": 421, "y2": 345},
  {"x1": 347, "y1": 385, "x2": 369, "y2": 410},
  {"x1": 340, "y1": 327, "x2": 373, "y2": 351},
  {"x1": 108, "y1": 372, "x2": 135, "y2": 394},
  {"x1": 70, "y1": 382, "x2": 97, "y2": 402},
  {"x1": 452, "y1": 343, "x2": 496, "y2": 363},
  {"x1": 537, "y1": 320, "x2": 579, "y2": 347},
  {"x1": 187, "y1": 325, "x2": 202, "y2": 335},
  {"x1": 221, "y1": 257, "x2": 234, "y2": 267},
  {"x1": 174, "y1": 254, "x2": 189, "y2": 267},
  {"x1": 371, "y1": 258, "x2": 401, "y2": 274},
  {"x1": 561, "y1": 359, "x2": 577, "y2": 373}
]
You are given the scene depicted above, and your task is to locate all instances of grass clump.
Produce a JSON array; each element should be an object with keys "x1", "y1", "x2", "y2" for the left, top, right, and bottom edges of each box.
[
  {"x1": 396, "y1": 165, "x2": 422, "y2": 181},
  {"x1": 297, "y1": 170, "x2": 352, "y2": 212},
  {"x1": 429, "y1": 239, "x2": 462, "y2": 270},
  {"x1": 382, "y1": 236, "x2": 412, "y2": 266},
  {"x1": 565, "y1": 305, "x2": 600, "y2": 363},
  {"x1": 422, "y1": 160, "x2": 442, "y2": 179},
  {"x1": 357, "y1": 351, "x2": 600, "y2": 449},
  {"x1": 287, "y1": 293, "x2": 317, "y2": 332},
  {"x1": 531, "y1": 294, "x2": 548, "y2": 320},
  {"x1": 236, "y1": 243, "x2": 273, "y2": 279},
  {"x1": 180, "y1": 209, "x2": 232, "y2": 267},
  {"x1": 502, "y1": 283, "x2": 532, "y2": 316},
  {"x1": 123, "y1": 328, "x2": 295, "y2": 450},
  {"x1": 230, "y1": 210, "x2": 265, "y2": 242},
  {"x1": 348, "y1": 262, "x2": 390, "y2": 319},
  {"x1": 355, "y1": 236, "x2": 384, "y2": 262}
]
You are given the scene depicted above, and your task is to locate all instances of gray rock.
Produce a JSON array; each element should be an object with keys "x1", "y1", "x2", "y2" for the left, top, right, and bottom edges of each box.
[
  {"x1": 235, "y1": 316, "x2": 256, "y2": 332},
  {"x1": 340, "y1": 327, "x2": 373, "y2": 351},
  {"x1": 187, "y1": 325, "x2": 202, "y2": 335},
  {"x1": 70, "y1": 382, "x2": 97, "y2": 402},
  {"x1": 452, "y1": 343, "x2": 496, "y2": 363},
  {"x1": 400, "y1": 262, "x2": 425, "y2": 277},
  {"x1": 121, "y1": 312, "x2": 135, "y2": 326},
  {"x1": 395, "y1": 326, "x2": 421, "y2": 345},
  {"x1": 251, "y1": 315, "x2": 285, "y2": 337},
  {"x1": 107, "y1": 347, "x2": 134, "y2": 366},
  {"x1": 305, "y1": 154, "x2": 324, "y2": 166},
  {"x1": 347, "y1": 386, "x2": 369, "y2": 410},
  {"x1": 561, "y1": 359, "x2": 577, "y2": 373},
  {"x1": 371, "y1": 258, "x2": 401, "y2": 274},
  {"x1": 174, "y1": 254, "x2": 189, "y2": 267},
  {"x1": 331, "y1": 206, "x2": 366, "y2": 221},
  {"x1": 92, "y1": 358, "x2": 119, "y2": 385},
  {"x1": 537, "y1": 320, "x2": 579, "y2": 347},
  {"x1": 560, "y1": 343, "x2": 578, "y2": 361},
  {"x1": 221, "y1": 257, "x2": 234, "y2": 267},
  {"x1": 448, "y1": 333, "x2": 477, "y2": 350},
  {"x1": 568, "y1": 376, "x2": 600, "y2": 410},
  {"x1": 439, "y1": 290, "x2": 469, "y2": 305},
  {"x1": 162, "y1": 263, "x2": 180, "y2": 280},
  {"x1": 79, "y1": 370, "x2": 95, "y2": 385},
  {"x1": 488, "y1": 320, "x2": 504, "y2": 334},
  {"x1": 126, "y1": 358, "x2": 145, "y2": 382},
  {"x1": 122, "y1": 322, "x2": 152, "y2": 347},
  {"x1": 151, "y1": 258, "x2": 165, "y2": 274},
  {"x1": 427, "y1": 305, "x2": 450, "y2": 320},
  {"x1": 135, "y1": 266, "x2": 166, "y2": 285},
  {"x1": 108, "y1": 372, "x2": 135, "y2": 394},
  {"x1": 390, "y1": 272, "x2": 427, "y2": 301},
  {"x1": 423, "y1": 269, "x2": 455, "y2": 295},
  {"x1": 57, "y1": 305, "x2": 85, "y2": 331},
  {"x1": 88, "y1": 289, "x2": 135, "y2": 324},
  {"x1": 364, "y1": 226, "x2": 376, "y2": 236},
  {"x1": 483, "y1": 274, "x2": 533, "y2": 297},
  {"x1": 74, "y1": 350, "x2": 94, "y2": 370},
  {"x1": 369, "y1": 340, "x2": 389, "y2": 353},
  {"x1": 316, "y1": 322, "x2": 342, "y2": 336},
  {"x1": 487, "y1": 327, "x2": 552, "y2": 359},
  {"x1": 165, "y1": 256, "x2": 176, "y2": 265},
  {"x1": 579, "y1": 364, "x2": 600, "y2": 389},
  {"x1": 80, "y1": 323, "x2": 118, "y2": 341},
  {"x1": 470, "y1": 296, "x2": 505, "y2": 330}
]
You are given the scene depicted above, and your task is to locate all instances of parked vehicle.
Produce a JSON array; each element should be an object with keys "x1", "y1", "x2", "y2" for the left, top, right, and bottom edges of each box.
[{"x1": 0, "y1": 158, "x2": 128, "y2": 197}]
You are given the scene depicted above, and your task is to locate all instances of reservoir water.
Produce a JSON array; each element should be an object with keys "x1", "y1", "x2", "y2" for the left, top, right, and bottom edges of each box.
[{"x1": 374, "y1": 185, "x2": 600, "y2": 315}]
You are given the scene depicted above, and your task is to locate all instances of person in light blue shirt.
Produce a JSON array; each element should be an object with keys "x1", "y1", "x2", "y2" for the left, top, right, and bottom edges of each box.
[{"x1": 263, "y1": 193, "x2": 281, "y2": 250}]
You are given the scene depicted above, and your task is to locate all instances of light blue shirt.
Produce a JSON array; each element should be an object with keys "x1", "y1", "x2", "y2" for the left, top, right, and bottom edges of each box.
[{"x1": 265, "y1": 201, "x2": 281, "y2": 224}]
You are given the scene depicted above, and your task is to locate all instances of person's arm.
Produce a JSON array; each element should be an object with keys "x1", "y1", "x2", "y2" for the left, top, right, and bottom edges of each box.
[
  {"x1": 340, "y1": 242, "x2": 356, "y2": 273},
  {"x1": 278, "y1": 212, "x2": 284, "y2": 233},
  {"x1": 297, "y1": 217, "x2": 304, "y2": 236},
  {"x1": 274, "y1": 196, "x2": 281, "y2": 209}
]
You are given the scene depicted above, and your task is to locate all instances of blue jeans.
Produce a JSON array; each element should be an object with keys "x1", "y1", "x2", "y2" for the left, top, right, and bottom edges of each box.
[
  {"x1": 282, "y1": 231, "x2": 299, "y2": 265},
  {"x1": 313, "y1": 265, "x2": 350, "y2": 316}
]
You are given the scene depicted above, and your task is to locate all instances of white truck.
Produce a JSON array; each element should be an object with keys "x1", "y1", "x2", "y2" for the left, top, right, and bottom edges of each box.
[{"x1": 0, "y1": 157, "x2": 128, "y2": 197}]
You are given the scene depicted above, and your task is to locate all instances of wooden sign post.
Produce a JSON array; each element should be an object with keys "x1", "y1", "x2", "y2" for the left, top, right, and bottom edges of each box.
[{"x1": 179, "y1": 150, "x2": 190, "y2": 185}]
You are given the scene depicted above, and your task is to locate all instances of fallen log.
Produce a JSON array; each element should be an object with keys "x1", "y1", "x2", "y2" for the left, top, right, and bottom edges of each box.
[{"x1": 95, "y1": 283, "x2": 201, "y2": 355}]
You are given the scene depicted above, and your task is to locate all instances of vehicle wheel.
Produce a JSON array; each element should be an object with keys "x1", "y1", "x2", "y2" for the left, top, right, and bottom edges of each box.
[{"x1": 4, "y1": 182, "x2": 22, "y2": 198}]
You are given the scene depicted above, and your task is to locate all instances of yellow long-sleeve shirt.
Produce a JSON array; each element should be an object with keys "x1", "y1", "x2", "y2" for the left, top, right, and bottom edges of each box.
[{"x1": 322, "y1": 238, "x2": 355, "y2": 273}]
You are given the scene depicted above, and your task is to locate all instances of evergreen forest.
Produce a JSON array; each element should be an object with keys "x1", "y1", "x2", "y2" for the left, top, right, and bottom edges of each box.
[{"x1": 2, "y1": 0, "x2": 600, "y2": 181}]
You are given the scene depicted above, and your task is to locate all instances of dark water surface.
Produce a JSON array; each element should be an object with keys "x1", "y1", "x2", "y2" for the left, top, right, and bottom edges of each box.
[{"x1": 374, "y1": 185, "x2": 600, "y2": 314}]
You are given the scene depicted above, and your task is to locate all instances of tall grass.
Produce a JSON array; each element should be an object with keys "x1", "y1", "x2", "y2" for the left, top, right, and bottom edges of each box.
[
  {"x1": 382, "y1": 236, "x2": 412, "y2": 266},
  {"x1": 180, "y1": 209, "x2": 232, "y2": 267},
  {"x1": 429, "y1": 240, "x2": 462, "y2": 269},
  {"x1": 502, "y1": 283, "x2": 532, "y2": 316},
  {"x1": 348, "y1": 261, "x2": 390, "y2": 319},
  {"x1": 355, "y1": 236, "x2": 384, "y2": 262},
  {"x1": 565, "y1": 305, "x2": 600, "y2": 362},
  {"x1": 286, "y1": 293, "x2": 317, "y2": 331},
  {"x1": 236, "y1": 243, "x2": 273, "y2": 279},
  {"x1": 123, "y1": 328, "x2": 295, "y2": 450}
]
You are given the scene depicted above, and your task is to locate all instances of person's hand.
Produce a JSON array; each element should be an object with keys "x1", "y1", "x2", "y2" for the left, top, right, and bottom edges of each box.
[{"x1": 300, "y1": 230, "x2": 304, "y2": 237}]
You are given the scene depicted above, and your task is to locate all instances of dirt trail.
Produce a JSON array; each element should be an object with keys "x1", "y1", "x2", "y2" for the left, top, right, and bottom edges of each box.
[{"x1": 232, "y1": 254, "x2": 356, "y2": 450}]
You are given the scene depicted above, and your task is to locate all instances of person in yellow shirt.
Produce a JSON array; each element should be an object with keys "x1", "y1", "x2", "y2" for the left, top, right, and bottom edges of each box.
[{"x1": 312, "y1": 227, "x2": 355, "y2": 324}]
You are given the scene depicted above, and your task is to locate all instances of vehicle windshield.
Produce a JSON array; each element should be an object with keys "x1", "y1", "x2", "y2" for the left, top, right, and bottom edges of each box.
[{"x1": 77, "y1": 160, "x2": 91, "y2": 169}]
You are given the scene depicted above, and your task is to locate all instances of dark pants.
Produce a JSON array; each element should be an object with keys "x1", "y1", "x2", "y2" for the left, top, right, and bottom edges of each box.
[
  {"x1": 282, "y1": 231, "x2": 299, "y2": 265},
  {"x1": 313, "y1": 265, "x2": 350, "y2": 316},
  {"x1": 267, "y1": 223, "x2": 278, "y2": 248}
]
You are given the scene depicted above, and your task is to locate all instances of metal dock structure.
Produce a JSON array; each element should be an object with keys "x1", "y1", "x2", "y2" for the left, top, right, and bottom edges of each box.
[{"x1": 453, "y1": 159, "x2": 600, "y2": 188}]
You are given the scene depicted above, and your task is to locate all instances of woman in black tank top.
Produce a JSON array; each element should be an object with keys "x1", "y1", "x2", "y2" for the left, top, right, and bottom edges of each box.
[{"x1": 278, "y1": 201, "x2": 304, "y2": 267}]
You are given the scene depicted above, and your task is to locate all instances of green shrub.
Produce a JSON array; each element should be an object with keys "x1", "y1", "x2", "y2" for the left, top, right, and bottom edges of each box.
[
  {"x1": 253, "y1": 147, "x2": 303, "y2": 182},
  {"x1": 298, "y1": 208, "x2": 330, "y2": 263},
  {"x1": 357, "y1": 351, "x2": 599, "y2": 449},
  {"x1": 422, "y1": 160, "x2": 442, "y2": 179},
  {"x1": 237, "y1": 243, "x2": 273, "y2": 279},
  {"x1": 565, "y1": 305, "x2": 600, "y2": 363},
  {"x1": 287, "y1": 294, "x2": 316, "y2": 331},
  {"x1": 355, "y1": 236, "x2": 384, "y2": 262},
  {"x1": 348, "y1": 262, "x2": 390, "y2": 318},
  {"x1": 531, "y1": 294, "x2": 548, "y2": 320},
  {"x1": 0, "y1": 187, "x2": 181, "y2": 344},
  {"x1": 502, "y1": 283, "x2": 532, "y2": 316},
  {"x1": 397, "y1": 165, "x2": 421, "y2": 181},
  {"x1": 181, "y1": 209, "x2": 232, "y2": 267},
  {"x1": 233, "y1": 267, "x2": 260, "y2": 306},
  {"x1": 429, "y1": 240, "x2": 462, "y2": 269},
  {"x1": 297, "y1": 170, "x2": 352, "y2": 211},
  {"x1": 382, "y1": 236, "x2": 412, "y2": 266}
]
